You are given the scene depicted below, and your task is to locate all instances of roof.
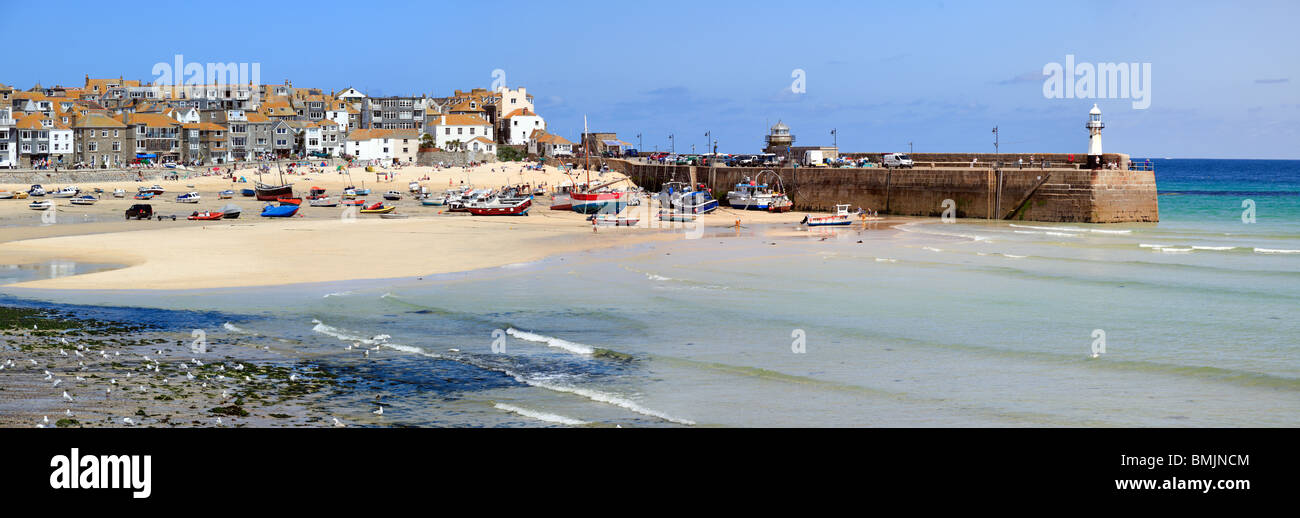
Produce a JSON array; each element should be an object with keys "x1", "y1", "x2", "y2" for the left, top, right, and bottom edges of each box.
[
  {"x1": 431, "y1": 114, "x2": 490, "y2": 126},
  {"x1": 538, "y1": 134, "x2": 572, "y2": 145},
  {"x1": 501, "y1": 108, "x2": 537, "y2": 119},
  {"x1": 346, "y1": 128, "x2": 420, "y2": 141},
  {"x1": 469, "y1": 136, "x2": 494, "y2": 144},
  {"x1": 123, "y1": 113, "x2": 181, "y2": 128},
  {"x1": 182, "y1": 122, "x2": 227, "y2": 131},
  {"x1": 245, "y1": 112, "x2": 271, "y2": 123},
  {"x1": 71, "y1": 114, "x2": 127, "y2": 129}
]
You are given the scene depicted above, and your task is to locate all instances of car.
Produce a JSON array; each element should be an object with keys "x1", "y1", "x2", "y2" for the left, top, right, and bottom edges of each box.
[
  {"x1": 882, "y1": 153, "x2": 914, "y2": 168},
  {"x1": 126, "y1": 204, "x2": 153, "y2": 220}
]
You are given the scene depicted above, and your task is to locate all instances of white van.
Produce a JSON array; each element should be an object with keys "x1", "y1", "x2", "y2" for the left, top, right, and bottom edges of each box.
[{"x1": 882, "y1": 153, "x2": 914, "y2": 168}]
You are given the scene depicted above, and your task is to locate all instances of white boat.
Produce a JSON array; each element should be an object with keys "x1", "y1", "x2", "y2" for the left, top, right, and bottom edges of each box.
[
  {"x1": 309, "y1": 196, "x2": 338, "y2": 207},
  {"x1": 383, "y1": 190, "x2": 402, "y2": 200},
  {"x1": 139, "y1": 185, "x2": 165, "y2": 195},
  {"x1": 727, "y1": 178, "x2": 791, "y2": 211},
  {"x1": 29, "y1": 200, "x2": 53, "y2": 210},
  {"x1": 408, "y1": 181, "x2": 420, "y2": 193},
  {"x1": 52, "y1": 186, "x2": 79, "y2": 198},
  {"x1": 176, "y1": 192, "x2": 201, "y2": 203},
  {"x1": 69, "y1": 195, "x2": 98, "y2": 206},
  {"x1": 112, "y1": 188, "x2": 126, "y2": 198},
  {"x1": 28, "y1": 185, "x2": 46, "y2": 196},
  {"x1": 800, "y1": 204, "x2": 855, "y2": 227},
  {"x1": 0, "y1": 190, "x2": 13, "y2": 199}
]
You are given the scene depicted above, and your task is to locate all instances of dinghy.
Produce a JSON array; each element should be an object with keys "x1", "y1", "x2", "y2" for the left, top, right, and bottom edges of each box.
[
  {"x1": 218, "y1": 190, "x2": 235, "y2": 199},
  {"x1": 188, "y1": 210, "x2": 224, "y2": 221},
  {"x1": 309, "y1": 197, "x2": 338, "y2": 207},
  {"x1": 800, "y1": 204, "x2": 854, "y2": 227},
  {"x1": 220, "y1": 204, "x2": 242, "y2": 219},
  {"x1": 360, "y1": 202, "x2": 395, "y2": 214},
  {"x1": 261, "y1": 204, "x2": 300, "y2": 218},
  {"x1": 29, "y1": 200, "x2": 53, "y2": 210}
]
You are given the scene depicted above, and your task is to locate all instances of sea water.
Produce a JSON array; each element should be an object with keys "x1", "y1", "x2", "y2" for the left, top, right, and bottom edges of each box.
[{"x1": 4, "y1": 159, "x2": 1297, "y2": 427}]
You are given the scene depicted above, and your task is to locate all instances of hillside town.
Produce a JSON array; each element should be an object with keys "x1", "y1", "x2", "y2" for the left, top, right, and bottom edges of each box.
[{"x1": 0, "y1": 77, "x2": 584, "y2": 170}]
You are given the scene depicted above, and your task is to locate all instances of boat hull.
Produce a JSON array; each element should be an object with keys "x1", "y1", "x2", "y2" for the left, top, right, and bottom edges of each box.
[{"x1": 255, "y1": 184, "x2": 294, "y2": 201}]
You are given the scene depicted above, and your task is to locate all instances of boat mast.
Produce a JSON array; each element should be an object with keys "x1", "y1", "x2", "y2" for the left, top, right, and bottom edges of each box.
[{"x1": 583, "y1": 115, "x2": 590, "y2": 192}]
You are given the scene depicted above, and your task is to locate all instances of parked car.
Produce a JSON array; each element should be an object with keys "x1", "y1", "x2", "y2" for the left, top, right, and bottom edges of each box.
[
  {"x1": 882, "y1": 153, "x2": 914, "y2": 168},
  {"x1": 125, "y1": 204, "x2": 153, "y2": 220}
]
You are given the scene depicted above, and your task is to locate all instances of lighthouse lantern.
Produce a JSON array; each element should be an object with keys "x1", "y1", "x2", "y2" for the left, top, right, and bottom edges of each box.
[{"x1": 1086, "y1": 104, "x2": 1105, "y2": 169}]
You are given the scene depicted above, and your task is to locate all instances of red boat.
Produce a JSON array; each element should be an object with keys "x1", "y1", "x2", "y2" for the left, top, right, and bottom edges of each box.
[
  {"x1": 187, "y1": 211, "x2": 224, "y2": 221},
  {"x1": 307, "y1": 187, "x2": 327, "y2": 200},
  {"x1": 343, "y1": 199, "x2": 365, "y2": 206},
  {"x1": 277, "y1": 198, "x2": 302, "y2": 205},
  {"x1": 467, "y1": 197, "x2": 531, "y2": 216}
]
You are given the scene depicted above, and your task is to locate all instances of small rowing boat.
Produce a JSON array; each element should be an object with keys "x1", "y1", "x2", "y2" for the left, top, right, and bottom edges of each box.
[{"x1": 218, "y1": 190, "x2": 235, "y2": 199}]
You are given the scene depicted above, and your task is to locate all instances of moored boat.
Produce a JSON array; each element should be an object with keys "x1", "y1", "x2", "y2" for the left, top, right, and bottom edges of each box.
[
  {"x1": 188, "y1": 210, "x2": 224, "y2": 221},
  {"x1": 591, "y1": 214, "x2": 640, "y2": 226},
  {"x1": 28, "y1": 185, "x2": 46, "y2": 197},
  {"x1": 800, "y1": 204, "x2": 854, "y2": 227},
  {"x1": 138, "y1": 185, "x2": 165, "y2": 195},
  {"x1": 0, "y1": 190, "x2": 13, "y2": 199},
  {"x1": 309, "y1": 197, "x2": 338, "y2": 207},
  {"x1": 69, "y1": 195, "x2": 97, "y2": 206},
  {"x1": 220, "y1": 203, "x2": 242, "y2": 219},
  {"x1": 218, "y1": 190, "x2": 235, "y2": 199},
  {"x1": 466, "y1": 196, "x2": 531, "y2": 216},
  {"x1": 658, "y1": 210, "x2": 698, "y2": 222},
  {"x1": 658, "y1": 181, "x2": 719, "y2": 214},
  {"x1": 255, "y1": 182, "x2": 294, "y2": 201},
  {"x1": 260, "y1": 204, "x2": 300, "y2": 217},
  {"x1": 52, "y1": 186, "x2": 79, "y2": 198},
  {"x1": 240, "y1": 188, "x2": 257, "y2": 197},
  {"x1": 276, "y1": 197, "x2": 302, "y2": 205},
  {"x1": 176, "y1": 192, "x2": 201, "y2": 203},
  {"x1": 112, "y1": 188, "x2": 126, "y2": 198},
  {"x1": 383, "y1": 190, "x2": 402, "y2": 201},
  {"x1": 359, "y1": 202, "x2": 395, "y2": 214},
  {"x1": 29, "y1": 200, "x2": 53, "y2": 210},
  {"x1": 134, "y1": 192, "x2": 155, "y2": 200}
]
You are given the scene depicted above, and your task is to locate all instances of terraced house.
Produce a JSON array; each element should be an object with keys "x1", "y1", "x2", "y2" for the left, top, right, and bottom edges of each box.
[
  {"x1": 362, "y1": 95, "x2": 425, "y2": 130},
  {"x1": 0, "y1": 106, "x2": 15, "y2": 168},
  {"x1": 119, "y1": 112, "x2": 182, "y2": 164},
  {"x1": 13, "y1": 113, "x2": 73, "y2": 167},
  {"x1": 71, "y1": 113, "x2": 127, "y2": 168},
  {"x1": 182, "y1": 121, "x2": 228, "y2": 164}
]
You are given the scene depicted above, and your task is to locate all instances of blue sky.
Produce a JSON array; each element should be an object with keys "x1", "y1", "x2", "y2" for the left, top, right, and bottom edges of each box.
[{"x1": 5, "y1": 0, "x2": 1297, "y2": 158}]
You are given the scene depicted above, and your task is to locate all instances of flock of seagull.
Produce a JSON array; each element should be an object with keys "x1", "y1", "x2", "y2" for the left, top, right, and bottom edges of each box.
[{"x1": 5, "y1": 327, "x2": 390, "y2": 428}]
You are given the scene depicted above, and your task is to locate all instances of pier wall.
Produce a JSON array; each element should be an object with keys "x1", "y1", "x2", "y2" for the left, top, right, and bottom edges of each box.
[{"x1": 594, "y1": 158, "x2": 1158, "y2": 223}]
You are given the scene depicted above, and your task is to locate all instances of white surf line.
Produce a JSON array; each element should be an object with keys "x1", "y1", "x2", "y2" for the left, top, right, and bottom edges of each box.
[
  {"x1": 1156, "y1": 248, "x2": 1193, "y2": 253},
  {"x1": 493, "y1": 403, "x2": 588, "y2": 426},
  {"x1": 1138, "y1": 243, "x2": 1171, "y2": 248},
  {"x1": 1010, "y1": 223, "x2": 1131, "y2": 234},
  {"x1": 1255, "y1": 248, "x2": 1300, "y2": 254},
  {"x1": 506, "y1": 328, "x2": 595, "y2": 355},
  {"x1": 1191, "y1": 246, "x2": 1236, "y2": 251},
  {"x1": 222, "y1": 322, "x2": 256, "y2": 335},
  {"x1": 309, "y1": 319, "x2": 691, "y2": 425}
]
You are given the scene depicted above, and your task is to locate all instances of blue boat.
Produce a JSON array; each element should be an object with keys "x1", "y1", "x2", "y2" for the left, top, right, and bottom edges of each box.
[
  {"x1": 658, "y1": 182, "x2": 719, "y2": 214},
  {"x1": 240, "y1": 189, "x2": 256, "y2": 197},
  {"x1": 261, "y1": 204, "x2": 300, "y2": 218}
]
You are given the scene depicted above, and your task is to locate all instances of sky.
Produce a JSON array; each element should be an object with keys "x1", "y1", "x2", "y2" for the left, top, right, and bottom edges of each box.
[{"x1": 3, "y1": 0, "x2": 1297, "y2": 158}]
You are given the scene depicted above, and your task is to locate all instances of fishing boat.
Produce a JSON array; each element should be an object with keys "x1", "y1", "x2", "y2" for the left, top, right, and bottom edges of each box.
[
  {"x1": 69, "y1": 195, "x2": 98, "y2": 206},
  {"x1": 240, "y1": 188, "x2": 257, "y2": 197},
  {"x1": 176, "y1": 192, "x2": 201, "y2": 203},
  {"x1": 658, "y1": 181, "x2": 719, "y2": 214},
  {"x1": 220, "y1": 204, "x2": 242, "y2": 219},
  {"x1": 800, "y1": 204, "x2": 854, "y2": 227},
  {"x1": 28, "y1": 185, "x2": 46, "y2": 196},
  {"x1": 307, "y1": 186, "x2": 327, "y2": 200},
  {"x1": 134, "y1": 192, "x2": 155, "y2": 200},
  {"x1": 342, "y1": 199, "x2": 365, "y2": 206},
  {"x1": 138, "y1": 185, "x2": 165, "y2": 195},
  {"x1": 408, "y1": 181, "x2": 420, "y2": 193},
  {"x1": 342, "y1": 188, "x2": 357, "y2": 199},
  {"x1": 447, "y1": 189, "x2": 491, "y2": 212},
  {"x1": 276, "y1": 197, "x2": 302, "y2": 205},
  {"x1": 112, "y1": 188, "x2": 126, "y2": 198},
  {"x1": 254, "y1": 162, "x2": 294, "y2": 201},
  {"x1": 360, "y1": 202, "x2": 395, "y2": 214},
  {"x1": 52, "y1": 186, "x2": 79, "y2": 198},
  {"x1": 466, "y1": 196, "x2": 531, "y2": 216},
  {"x1": 260, "y1": 204, "x2": 300, "y2": 218},
  {"x1": 218, "y1": 190, "x2": 235, "y2": 199},
  {"x1": 353, "y1": 187, "x2": 371, "y2": 195},
  {"x1": 383, "y1": 190, "x2": 402, "y2": 201},
  {"x1": 309, "y1": 197, "x2": 338, "y2": 207},
  {"x1": 29, "y1": 200, "x2": 53, "y2": 210},
  {"x1": 727, "y1": 174, "x2": 791, "y2": 211},
  {"x1": 591, "y1": 214, "x2": 639, "y2": 226},
  {"x1": 188, "y1": 210, "x2": 224, "y2": 221},
  {"x1": 0, "y1": 190, "x2": 13, "y2": 199}
]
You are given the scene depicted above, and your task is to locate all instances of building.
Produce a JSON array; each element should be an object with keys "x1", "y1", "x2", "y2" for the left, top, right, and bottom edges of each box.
[
  {"x1": 501, "y1": 107, "x2": 544, "y2": 146},
  {"x1": 315, "y1": 119, "x2": 342, "y2": 156},
  {"x1": 528, "y1": 131, "x2": 573, "y2": 157},
  {"x1": 579, "y1": 132, "x2": 626, "y2": 156},
  {"x1": 344, "y1": 128, "x2": 419, "y2": 163},
  {"x1": 119, "y1": 112, "x2": 182, "y2": 164},
  {"x1": 362, "y1": 96, "x2": 425, "y2": 130},
  {"x1": 71, "y1": 113, "x2": 128, "y2": 168},
  {"x1": 0, "y1": 107, "x2": 15, "y2": 168},
  {"x1": 13, "y1": 113, "x2": 73, "y2": 167},
  {"x1": 762, "y1": 120, "x2": 795, "y2": 156},
  {"x1": 427, "y1": 114, "x2": 493, "y2": 151},
  {"x1": 181, "y1": 122, "x2": 229, "y2": 164}
]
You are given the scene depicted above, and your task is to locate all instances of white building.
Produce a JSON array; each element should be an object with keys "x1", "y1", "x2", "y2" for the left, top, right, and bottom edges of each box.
[
  {"x1": 501, "y1": 107, "x2": 545, "y2": 146},
  {"x1": 345, "y1": 128, "x2": 419, "y2": 163},
  {"x1": 426, "y1": 114, "x2": 492, "y2": 151},
  {"x1": 0, "y1": 107, "x2": 15, "y2": 168}
]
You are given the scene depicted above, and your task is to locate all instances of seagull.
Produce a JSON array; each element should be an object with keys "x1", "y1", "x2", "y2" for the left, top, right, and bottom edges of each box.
[
  {"x1": 74, "y1": 350, "x2": 84, "y2": 358},
  {"x1": 289, "y1": 374, "x2": 297, "y2": 382},
  {"x1": 59, "y1": 349, "x2": 67, "y2": 356},
  {"x1": 110, "y1": 378, "x2": 117, "y2": 384},
  {"x1": 29, "y1": 359, "x2": 37, "y2": 365},
  {"x1": 75, "y1": 376, "x2": 84, "y2": 382},
  {"x1": 138, "y1": 385, "x2": 147, "y2": 392},
  {"x1": 60, "y1": 337, "x2": 68, "y2": 345},
  {"x1": 221, "y1": 390, "x2": 229, "y2": 399},
  {"x1": 373, "y1": 407, "x2": 383, "y2": 416},
  {"x1": 363, "y1": 350, "x2": 370, "y2": 358},
  {"x1": 155, "y1": 349, "x2": 162, "y2": 355},
  {"x1": 332, "y1": 417, "x2": 345, "y2": 428},
  {"x1": 65, "y1": 409, "x2": 73, "y2": 417},
  {"x1": 243, "y1": 376, "x2": 250, "y2": 382},
  {"x1": 234, "y1": 364, "x2": 244, "y2": 371},
  {"x1": 43, "y1": 371, "x2": 52, "y2": 380},
  {"x1": 52, "y1": 379, "x2": 62, "y2": 388},
  {"x1": 62, "y1": 391, "x2": 72, "y2": 401},
  {"x1": 123, "y1": 417, "x2": 134, "y2": 425},
  {"x1": 345, "y1": 344, "x2": 353, "y2": 351},
  {"x1": 142, "y1": 355, "x2": 151, "y2": 362},
  {"x1": 186, "y1": 372, "x2": 195, "y2": 381},
  {"x1": 42, "y1": 416, "x2": 49, "y2": 424},
  {"x1": 216, "y1": 417, "x2": 223, "y2": 426}
]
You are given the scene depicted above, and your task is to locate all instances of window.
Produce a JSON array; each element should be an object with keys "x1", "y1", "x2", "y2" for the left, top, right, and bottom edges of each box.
[
  {"x1": 113, "y1": 129, "x2": 118, "y2": 137},
  {"x1": 445, "y1": 128, "x2": 450, "y2": 135},
  {"x1": 112, "y1": 142, "x2": 120, "y2": 151},
  {"x1": 88, "y1": 142, "x2": 97, "y2": 152},
  {"x1": 101, "y1": 130, "x2": 107, "y2": 137},
  {"x1": 457, "y1": 128, "x2": 462, "y2": 135}
]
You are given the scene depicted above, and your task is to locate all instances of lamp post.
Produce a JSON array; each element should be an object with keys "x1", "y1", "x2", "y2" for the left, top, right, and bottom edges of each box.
[
  {"x1": 704, "y1": 130, "x2": 711, "y2": 156},
  {"x1": 669, "y1": 133, "x2": 674, "y2": 154},
  {"x1": 831, "y1": 128, "x2": 836, "y2": 148},
  {"x1": 909, "y1": 141, "x2": 913, "y2": 154}
]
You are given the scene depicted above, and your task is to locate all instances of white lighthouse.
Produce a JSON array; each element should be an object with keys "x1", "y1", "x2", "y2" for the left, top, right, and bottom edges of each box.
[{"x1": 1086, "y1": 103, "x2": 1104, "y2": 169}]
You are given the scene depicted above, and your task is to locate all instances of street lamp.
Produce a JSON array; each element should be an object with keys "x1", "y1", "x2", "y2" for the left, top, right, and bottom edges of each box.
[
  {"x1": 704, "y1": 130, "x2": 711, "y2": 155},
  {"x1": 831, "y1": 128, "x2": 836, "y2": 148},
  {"x1": 669, "y1": 133, "x2": 674, "y2": 154}
]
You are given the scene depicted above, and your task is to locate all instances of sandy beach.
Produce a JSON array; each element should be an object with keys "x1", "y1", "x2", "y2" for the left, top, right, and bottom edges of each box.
[{"x1": 1, "y1": 162, "x2": 875, "y2": 291}]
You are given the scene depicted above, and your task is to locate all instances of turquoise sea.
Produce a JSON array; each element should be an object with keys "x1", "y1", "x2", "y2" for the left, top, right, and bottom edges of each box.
[{"x1": 3, "y1": 158, "x2": 1297, "y2": 426}]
